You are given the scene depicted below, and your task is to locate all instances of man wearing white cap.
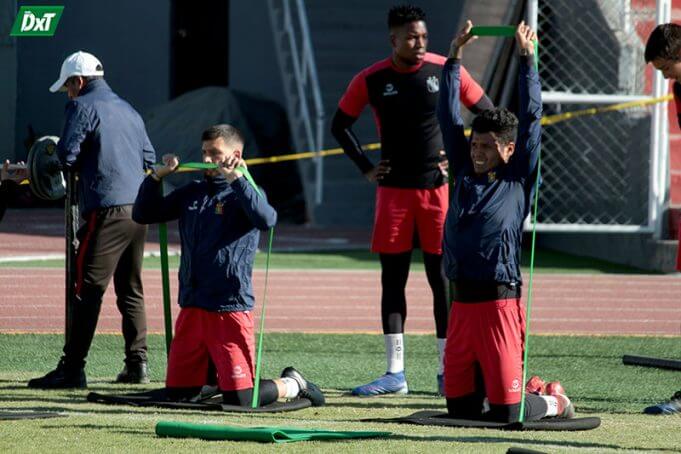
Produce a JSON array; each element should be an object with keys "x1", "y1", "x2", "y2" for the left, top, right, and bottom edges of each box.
[{"x1": 29, "y1": 51, "x2": 156, "y2": 389}]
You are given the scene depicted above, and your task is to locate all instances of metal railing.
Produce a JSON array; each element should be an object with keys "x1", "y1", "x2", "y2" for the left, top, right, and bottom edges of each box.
[{"x1": 267, "y1": 0, "x2": 325, "y2": 206}]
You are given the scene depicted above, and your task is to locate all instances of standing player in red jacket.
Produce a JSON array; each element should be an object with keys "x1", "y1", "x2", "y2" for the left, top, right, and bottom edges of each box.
[{"x1": 331, "y1": 4, "x2": 493, "y2": 396}]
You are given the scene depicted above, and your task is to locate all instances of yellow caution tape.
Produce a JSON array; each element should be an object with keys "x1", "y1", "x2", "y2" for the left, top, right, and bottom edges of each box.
[
  {"x1": 540, "y1": 94, "x2": 673, "y2": 126},
  {"x1": 241, "y1": 93, "x2": 674, "y2": 167},
  {"x1": 15, "y1": 93, "x2": 671, "y2": 177}
]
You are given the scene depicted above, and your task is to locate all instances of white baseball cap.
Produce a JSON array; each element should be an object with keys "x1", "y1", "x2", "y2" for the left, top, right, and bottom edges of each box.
[{"x1": 49, "y1": 51, "x2": 104, "y2": 93}]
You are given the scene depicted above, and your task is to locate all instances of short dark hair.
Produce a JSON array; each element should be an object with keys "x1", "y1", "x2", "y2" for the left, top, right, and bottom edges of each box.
[
  {"x1": 201, "y1": 124, "x2": 245, "y2": 146},
  {"x1": 645, "y1": 23, "x2": 681, "y2": 63},
  {"x1": 387, "y1": 4, "x2": 425, "y2": 29},
  {"x1": 471, "y1": 108, "x2": 519, "y2": 145}
]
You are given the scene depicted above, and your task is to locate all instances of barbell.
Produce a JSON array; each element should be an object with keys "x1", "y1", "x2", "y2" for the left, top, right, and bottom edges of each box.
[{"x1": 11, "y1": 135, "x2": 66, "y2": 201}]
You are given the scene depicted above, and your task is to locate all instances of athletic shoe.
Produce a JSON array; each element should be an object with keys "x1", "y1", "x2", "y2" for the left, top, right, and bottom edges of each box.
[
  {"x1": 351, "y1": 371, "x2": 408, "y2": 396},
  {"x1": 189, "y1": 385, "x2": 220, "y2": 403},
  {"x1": 644, "y1": 391, "x2": 681, "y2": 415},
  {"x1": 115, "y1": 362, "x2": 150, "y2": 384},
  {"x1": 546, "y1": 381, "x2": 575, "y2": 418},
  {"x1": 281, "y1": 367, "x2": 325, "y2": 406},
  {"x1": 437, "y1": 374, "x2": 444, "y2": 395},
  {"x1": 28, "y1": 359, "x2": 86, "y2": 389},
  {"x1": 525, "y1": 375, "x2": 546, "y2": 395}
]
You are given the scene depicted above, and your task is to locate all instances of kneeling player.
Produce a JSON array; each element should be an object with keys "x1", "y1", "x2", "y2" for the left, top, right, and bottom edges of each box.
[
  {"x1": 133, "y1": 124, "x2": 324, "y2": 407},
  {"x1": 437, "y1": 22, "x2": 573, "y2": 422}
]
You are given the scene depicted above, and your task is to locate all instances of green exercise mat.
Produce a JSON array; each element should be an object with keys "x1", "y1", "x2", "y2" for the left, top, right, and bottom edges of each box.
[{"x1": 156, "y1": 421, "x2": 391, "y2": 443}]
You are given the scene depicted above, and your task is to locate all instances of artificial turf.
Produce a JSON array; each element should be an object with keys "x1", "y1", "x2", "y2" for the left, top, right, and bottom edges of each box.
[{"x1": 0, "y1": 333, "x2": 679, "y2": 452}]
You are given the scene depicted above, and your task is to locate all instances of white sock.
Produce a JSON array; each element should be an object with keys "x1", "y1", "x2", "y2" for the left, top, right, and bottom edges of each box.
[
  {"x1": 541, "y1": 395, "x2": 559, "y2": 416},
  {"x1": 280, "y1": 377, "x2": 301, "y2": 398},
  {"x1": 437, "y1": 338, "x2": 446, "y2": 375},
  {"x1": 385, "y1": 333, "x2": 404, "y2": 373}
]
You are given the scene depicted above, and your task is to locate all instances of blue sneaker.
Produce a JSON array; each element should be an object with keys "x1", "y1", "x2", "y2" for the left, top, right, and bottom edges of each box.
[
  {"x1": 644, "y1": 391, "x2": 681, "y2": 415},
  {"x1": 437, "y1": 374, "x2": 444, "y2": 395},
  {"x1": 351, "y1": 371, "x2": 408, "y2": 396}
]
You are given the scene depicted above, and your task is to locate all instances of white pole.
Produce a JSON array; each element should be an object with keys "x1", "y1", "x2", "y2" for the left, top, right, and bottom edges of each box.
[
  {"x1": 527, "y1": 0, "x2": 538, "y2": 29},
  {"x1": 650, "y1": 0, "x2": 671, "y2": 239}
]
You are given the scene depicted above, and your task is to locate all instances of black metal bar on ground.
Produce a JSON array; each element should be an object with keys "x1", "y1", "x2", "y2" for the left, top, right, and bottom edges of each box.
[{"x1": 622, "y1": 355, "x2": 681, "y2": 371}]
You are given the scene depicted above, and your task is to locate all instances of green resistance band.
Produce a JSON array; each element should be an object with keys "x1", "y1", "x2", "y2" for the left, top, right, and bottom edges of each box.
[
  {"x1": 471, "y1": 25, "x2": 539, "y2": 70},
  {"x1": 157, "y1": 162, "x2": 274, "y2": 409},
  {"x1": 470, "y1": 24, "x2": 541, "y2": 424}
]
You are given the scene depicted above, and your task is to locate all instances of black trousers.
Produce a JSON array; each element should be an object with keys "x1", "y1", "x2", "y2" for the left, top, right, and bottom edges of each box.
[{"x1": 63, "y1": 205, "x2": 148, "y2": 369}]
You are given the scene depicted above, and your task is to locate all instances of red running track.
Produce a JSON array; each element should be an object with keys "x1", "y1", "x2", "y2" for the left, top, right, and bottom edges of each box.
[{"x1": 1, "y1": 268, "x2": 680, "y2": 336}]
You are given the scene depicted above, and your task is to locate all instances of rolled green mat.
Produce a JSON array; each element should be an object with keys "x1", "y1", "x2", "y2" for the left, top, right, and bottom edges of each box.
[
  {"x1": 156, "y1": 421, "x2": 391, "y2": 443},
  {"x1": 470, "y1": 25, "x2": 516, "y2": 36}
]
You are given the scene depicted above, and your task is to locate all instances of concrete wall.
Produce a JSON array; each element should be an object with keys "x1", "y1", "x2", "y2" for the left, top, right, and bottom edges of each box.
[
  {"x1": 228, "y1": 0, "x2": 286, "y2": 108},
  {"x1": 13, "y1": 0, "x2": 170, "y2": 159},
  {"x1": 538, "y1": 233, "x2": 678, "y2": 273},
  {"x1": 0, "y1": 0, "x2": 17, "y2": 162}
]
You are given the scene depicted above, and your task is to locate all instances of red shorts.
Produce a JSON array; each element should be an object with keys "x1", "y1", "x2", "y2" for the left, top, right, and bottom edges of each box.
[
  {"x1": 371, "y1": 185, "x2": 448, "y2": 254},
  {"x1": 166, "y1": 307, "x2": 255, "y2": 391},
  {"x1": 444, "y1": 299, "x2": 526, "y2": 405}
]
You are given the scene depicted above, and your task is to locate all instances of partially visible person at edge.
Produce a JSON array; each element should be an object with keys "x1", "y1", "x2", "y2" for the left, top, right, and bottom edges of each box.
[
  {"x1": 0, "y1": 161, "x2": 28, "y2": 222},
  {"x1": 28, "y1": 51, "x2": 156, "y2": 389},
  {"x1": 331, "y1": 4, "x2": 494, "y2": 397},
  {"x1": 640, "y1": 23, "x2": 681, "y2": 416}
]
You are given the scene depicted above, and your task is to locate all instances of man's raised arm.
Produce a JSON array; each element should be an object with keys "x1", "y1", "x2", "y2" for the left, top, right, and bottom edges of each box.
[
  {"x1": 512, "y1": 22, "x2": 542, "y2": 181},
  {"x1": 438, "y1": 21, "x2": 477, "y2": 173}
]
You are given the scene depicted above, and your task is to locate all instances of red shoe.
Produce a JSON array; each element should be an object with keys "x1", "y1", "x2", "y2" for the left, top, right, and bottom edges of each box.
[
  {"x1": 525, "y1": 375, "x2": 546, "y2": 395},
  {"x1": 545, "y1": 381, "x2": 565, "y2": 396},
  {"x1": 546, "y1": 381, "x2": 575, "y2": 418}
]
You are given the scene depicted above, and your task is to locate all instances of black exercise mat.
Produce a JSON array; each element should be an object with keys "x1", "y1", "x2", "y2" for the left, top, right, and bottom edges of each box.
[
  {"x1": 364, "y1": 410, "x2": 601, "y2": 431},
  {"x1": 0, "y1": 411, "x2": 66, "y2": 420},
  {"x1": 86, "y1": 389, "x2": 312, "y2": 413}
]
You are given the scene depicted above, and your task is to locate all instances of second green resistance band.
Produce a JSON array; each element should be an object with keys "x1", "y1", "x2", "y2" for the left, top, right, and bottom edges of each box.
[
  {"x1": 157, "y1": 162, "x2": 274, "y2": 410},
  {"x1": 471, "y1": 24, "x2": 541, "y2": 424}
]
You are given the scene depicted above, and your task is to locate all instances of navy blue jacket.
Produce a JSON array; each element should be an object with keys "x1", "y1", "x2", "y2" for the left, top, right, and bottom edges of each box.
[
  {"x1": 437, "y1": 58, "x2": 542, "y2": 284},
  {"x1": 57, "y1": 79, "x2": 156, "y2": 215},
  {"x1": 133, "y1": 175, "x2": 277, "y2": 312}
]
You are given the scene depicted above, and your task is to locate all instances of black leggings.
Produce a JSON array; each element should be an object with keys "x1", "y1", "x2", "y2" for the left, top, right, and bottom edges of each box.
[
  {"x1": 167, "y1": 379, "x2": 279, "y2": 407},
  {"x1": 380, "y1": 251, "x2": 448, "y2": 337},
  {"x1": 447, "y1": 393, "x2": 548, "y2": 422}
]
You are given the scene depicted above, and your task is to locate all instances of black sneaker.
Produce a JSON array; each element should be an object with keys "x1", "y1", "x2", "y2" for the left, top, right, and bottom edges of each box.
[
  {"x1": 644, "y1": 391, "x2": 681, "y2": 415},
  {"x1": 281, "y1": 367, "x2": 325, "y2": 407},
  {"x1": 28, "y1": 359, "x2": 86, "y2": 389},
  {"x1": 115, "y1": 362, "x2": 150, "y2": 384}
]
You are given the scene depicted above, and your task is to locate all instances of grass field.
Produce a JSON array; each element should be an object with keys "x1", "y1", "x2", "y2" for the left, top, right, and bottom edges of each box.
[{"x1": 1, "y1": 333, "x2": 680, "y2": 453}]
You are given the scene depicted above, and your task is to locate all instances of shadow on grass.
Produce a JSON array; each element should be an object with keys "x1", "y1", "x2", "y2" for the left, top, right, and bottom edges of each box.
[
  {"x1": 391, "y1": 434, "x2": 677, "y2": 452},
  {"x1": 41, "y1": 423, "x2": 151, "y2": 435},
  {"x1": 330, "y1": 401, "x2": 443, "y2": 410}
]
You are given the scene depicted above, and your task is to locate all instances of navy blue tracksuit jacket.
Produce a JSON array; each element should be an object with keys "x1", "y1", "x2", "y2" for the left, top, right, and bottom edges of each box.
[
  {"x1": 57, "y1": 79, "x2": 156, "y2": 215},
  {"x1": 437, "y1": 58, "x2": 542, "y2": 284},
  {"x1": 133, "y1": 175, "x2": 277, "y2": 312}
]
